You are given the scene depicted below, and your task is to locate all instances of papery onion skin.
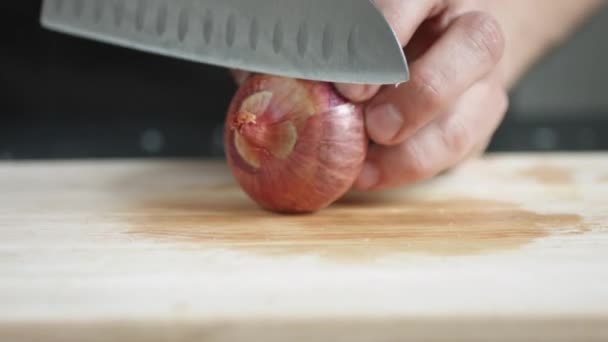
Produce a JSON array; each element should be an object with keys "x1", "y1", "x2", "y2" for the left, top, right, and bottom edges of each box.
[{"x1": 224, "y1": 74, "x2": 368, "y2": 213}]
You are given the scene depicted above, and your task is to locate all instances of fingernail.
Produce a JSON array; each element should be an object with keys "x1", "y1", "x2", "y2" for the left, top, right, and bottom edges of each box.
[
  {"x1": 355, "y1": 162, "x2": 380, "y2": 190},
  {"x1": 335, "y1": 83, "x2": 367, "y2": 101},
  {"x1": 232, "y1": 70, "x2": 250, "y2": 84},
  {"x1": 366, "y1": 103, "x2": 403, "y2": 144}
]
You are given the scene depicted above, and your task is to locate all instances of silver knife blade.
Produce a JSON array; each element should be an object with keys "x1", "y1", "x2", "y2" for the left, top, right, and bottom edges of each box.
[{"x1": 40, "y1": 0, "x2": 409, "y2": 85}]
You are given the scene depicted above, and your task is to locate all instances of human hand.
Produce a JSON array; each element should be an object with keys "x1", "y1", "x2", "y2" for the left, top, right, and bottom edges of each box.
[
  {"x1": 336, "y1": 0, "x2": 508, "y2": 191},
  {"x1": 230, "y1": 0, "x2": 508, "y2": 191}
]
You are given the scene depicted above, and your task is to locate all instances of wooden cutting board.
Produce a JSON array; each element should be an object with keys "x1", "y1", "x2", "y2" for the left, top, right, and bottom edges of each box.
[{"x1": 1, "y1": 153, "x2": 607, "y2": 342}]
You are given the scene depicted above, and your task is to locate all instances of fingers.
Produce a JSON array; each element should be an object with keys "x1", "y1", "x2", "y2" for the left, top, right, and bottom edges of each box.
[
  {"x1": 365, "y1": 11, "x2": 505, "y2": 146},
  {"x1": 231, "y1": 69, "x2": 251, "y2": 85},
  {"x1": 375, "y1": 0, "x2": 448, "y2": 47},
  {"x1": 355, "y1": 81, "x2": 508, "y2": 191},
  {"x1": 334, "y1": 84, "x2": 381, "y2": 103},
  {"x1": 335, "y1": 0, "x2": 446, "y2": 102}
]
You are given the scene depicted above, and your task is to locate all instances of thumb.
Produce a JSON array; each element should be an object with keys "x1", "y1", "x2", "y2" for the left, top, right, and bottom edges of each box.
[{"x1": 230, "y1": 69, "x2": 251, "y2": 85}]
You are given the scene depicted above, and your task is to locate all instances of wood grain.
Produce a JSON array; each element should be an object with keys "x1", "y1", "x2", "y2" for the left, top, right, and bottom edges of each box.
[{"x1": 1, "y1": 153, "x2": 607, "y2": 341}]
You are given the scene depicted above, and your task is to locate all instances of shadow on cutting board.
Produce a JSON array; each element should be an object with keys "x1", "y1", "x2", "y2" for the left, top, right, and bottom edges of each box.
[{"x1": 116, "y1": 164, "x2": 588, "y2": 261}]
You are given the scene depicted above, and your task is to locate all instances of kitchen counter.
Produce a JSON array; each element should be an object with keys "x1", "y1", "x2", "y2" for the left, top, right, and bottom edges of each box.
[{"x1": 1, "y1": 153, "x2": 607, "y2": 341}]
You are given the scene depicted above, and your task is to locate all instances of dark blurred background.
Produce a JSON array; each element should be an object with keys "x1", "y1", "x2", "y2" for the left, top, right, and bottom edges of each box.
[{"x1": 1, "y1": 2, "x2": 607, "y2": 160}]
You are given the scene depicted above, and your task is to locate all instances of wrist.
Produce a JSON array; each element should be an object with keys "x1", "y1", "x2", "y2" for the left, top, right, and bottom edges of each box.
[{"x1": 487, "y1": 0, "x2": 605, "y2": 89}]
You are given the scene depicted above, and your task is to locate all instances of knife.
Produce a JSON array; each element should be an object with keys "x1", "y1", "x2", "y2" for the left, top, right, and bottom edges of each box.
[{"x1": 40, "y1": 0, "x2": 409, "y2": 85}]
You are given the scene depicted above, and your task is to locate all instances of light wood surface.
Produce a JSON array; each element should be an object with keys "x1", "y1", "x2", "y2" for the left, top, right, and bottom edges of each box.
[{"x1": 1, "y1": 153, "x2": 607, "y2": 341}]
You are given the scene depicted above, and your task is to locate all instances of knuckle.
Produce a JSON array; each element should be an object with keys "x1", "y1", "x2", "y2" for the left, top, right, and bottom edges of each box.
[
  {"x1": 462, "y1": 12, "x2": 505, "y2": 65},
  {"x1": 490, "y1": 88, "x2": 510, "y2": 130},
  {"x1": 410, "y1": 71, "x2": 446, "y2": 114},
  {"x1": 498, "y1": 90, "x2": 510, "y2": 115},
  {"x1": 399, "y1": 141, "x2": 435, "y2": 182},
  {"x1": 441, "y1": 117, "x2": 474, "y2": 156}
]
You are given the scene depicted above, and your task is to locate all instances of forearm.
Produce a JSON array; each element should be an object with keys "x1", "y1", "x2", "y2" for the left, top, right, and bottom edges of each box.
[{"x1": 487, "y1": 0, "x2": 605, "y2": 88}]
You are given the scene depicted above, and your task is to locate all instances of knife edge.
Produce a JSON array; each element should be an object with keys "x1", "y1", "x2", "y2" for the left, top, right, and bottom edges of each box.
[{"x1": 40, "y1": 0, "x2": 409, "y2": 85}]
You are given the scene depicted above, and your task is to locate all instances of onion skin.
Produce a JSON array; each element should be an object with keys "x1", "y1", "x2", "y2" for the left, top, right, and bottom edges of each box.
[{"x1": 224, "y1": 75, "x2": 368, "y2": 213}]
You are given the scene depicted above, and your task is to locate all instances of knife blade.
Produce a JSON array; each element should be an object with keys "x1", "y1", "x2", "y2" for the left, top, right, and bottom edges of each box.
[{"x1": 40, "y1": 0, "x2": 408, "y2": 85}]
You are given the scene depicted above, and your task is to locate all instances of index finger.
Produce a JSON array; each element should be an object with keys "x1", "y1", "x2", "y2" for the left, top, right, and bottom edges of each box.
[{"x1": 335, "y1": 0, "x2": 447, "y2": 102}]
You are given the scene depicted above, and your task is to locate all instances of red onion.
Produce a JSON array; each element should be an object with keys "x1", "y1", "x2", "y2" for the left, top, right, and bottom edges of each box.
[{"x1": 224, "y1": 75, "x2": 368, "y2": 213}]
